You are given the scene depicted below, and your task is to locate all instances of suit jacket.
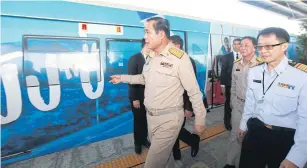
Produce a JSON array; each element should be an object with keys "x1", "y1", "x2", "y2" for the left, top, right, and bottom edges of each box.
[
  {"x1": 128, "y1": 52, "x2": 145, "y2": 101},
  {"x1": 220, "y1": 52, "x2": 235, "y2": 86},
  {"x1": 183, "y1": 57, "x2": 197, "y2": 112}
]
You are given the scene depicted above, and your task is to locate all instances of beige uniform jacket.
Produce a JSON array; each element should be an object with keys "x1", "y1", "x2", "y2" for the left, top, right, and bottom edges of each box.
[
  {"x1": 121, "y1": 43, "x2": 206, "y2": 126},
  {"x1": 230, "y1": 56, "x2": 262, "y2": 112}
]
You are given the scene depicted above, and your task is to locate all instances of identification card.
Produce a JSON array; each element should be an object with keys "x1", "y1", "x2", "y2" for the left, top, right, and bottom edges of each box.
[{"x1": 257, "y1": 99, "x2": 264, "y2": 104}]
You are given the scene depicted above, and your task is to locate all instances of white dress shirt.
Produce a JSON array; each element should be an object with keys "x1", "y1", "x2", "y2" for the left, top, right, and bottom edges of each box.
[{"x1": 240, "y1": 56, "x2": 307, "y2": 167}]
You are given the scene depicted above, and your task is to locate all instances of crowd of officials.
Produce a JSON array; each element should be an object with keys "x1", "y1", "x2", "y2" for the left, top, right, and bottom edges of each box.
[{"x1": 110, "y1": 17, "x2": 307, "y2": 168}]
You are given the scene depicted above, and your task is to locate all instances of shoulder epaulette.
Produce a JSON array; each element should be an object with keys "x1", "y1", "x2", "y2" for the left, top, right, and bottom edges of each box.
[
  {"x1": 256, "y1": 57, "x2": 263, "y2": 63},
  {"x1": 289, "y1": 61, "x2": 307, "y2": 73},
  {"x1": 169, "y1": 48, "x2": 184, "y2": 59},
  {"x1": 233, "y1": 58, "x2": 241, "y2": 63},
  {"x1": 254, "y1": 57, "x2": 265, "y2": 66}
]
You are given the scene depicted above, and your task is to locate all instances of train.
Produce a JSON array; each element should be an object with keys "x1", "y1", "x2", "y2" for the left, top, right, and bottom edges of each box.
[{"x1": 0, "y1": 0, "x2": 300, "y2": 165}]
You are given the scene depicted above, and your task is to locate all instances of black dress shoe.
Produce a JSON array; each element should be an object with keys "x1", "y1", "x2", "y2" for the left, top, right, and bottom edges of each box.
[
  {"x1": 191, "y1": 134, "x2": 200, "y2": 157},
  {"x1": 135, "y1": 145, "x2": 142, "y2": 154},
  {"x1": 143, "y1": 140, "x2": 151, "y2": 148},
  {"x1": 206, "y1": 108, "x2": 211, "y2": 113},
  {"x1": 173, "y1": 149, "x2": 181, "y2": 160},
  {"x1": 223, "y1": 164, "x2": 236, "y2": 168},
  {"x1": 224, "y1": 119, "x2": 232, "y2": 130}
]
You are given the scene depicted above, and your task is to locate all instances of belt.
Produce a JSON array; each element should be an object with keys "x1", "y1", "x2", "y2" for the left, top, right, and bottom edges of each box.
[
  {"x1": 250, "y1": 118, "x2": 295, "y2": 132},
  {"x1": 146, "y1": 106, "x2": 183, "y2": 116},
  {"x1": 237, "y1": 96, "x2": 245, "y2": 102}
]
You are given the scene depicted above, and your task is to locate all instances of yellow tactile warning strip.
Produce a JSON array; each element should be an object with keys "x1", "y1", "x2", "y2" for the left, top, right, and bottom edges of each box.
[{"x1": 94, "y1": 124, "x2": 226, "y2": 168}]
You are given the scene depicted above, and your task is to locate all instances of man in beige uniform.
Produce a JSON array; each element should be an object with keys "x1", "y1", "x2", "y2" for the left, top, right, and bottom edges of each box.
[
  {"x1": 110, "y1": 17, "x2": 206, "y2": 168},
  {"x1": 224, "y1": 36, "x2": 263, "y2": 168}
]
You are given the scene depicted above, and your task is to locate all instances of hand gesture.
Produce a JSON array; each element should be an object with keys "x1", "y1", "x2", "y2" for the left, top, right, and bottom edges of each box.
[
  {"x1": 109, "y1": 75, "x2": 121, "y2": 84},
  {"x1": 133, "y1": 100, "x2": 140, "y2": 109}
]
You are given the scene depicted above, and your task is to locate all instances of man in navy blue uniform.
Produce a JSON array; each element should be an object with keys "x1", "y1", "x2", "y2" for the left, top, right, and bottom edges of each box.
[{"x1": 239, "y1": 27, "x2": 307, "y2": 168}]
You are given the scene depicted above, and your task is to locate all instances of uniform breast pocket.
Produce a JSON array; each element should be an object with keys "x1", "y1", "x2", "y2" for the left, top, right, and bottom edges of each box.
[
  {"x1": 272, "y1": 91, "x2": 298, "y2": 114},
  {"x1": 155, "y1": 69, "x2": 174, "y2": 86},
  {"x1": 233, "y1": 71, "x2": 243, "y2": 81},
  {"x1": 250, "y1": 83, "x2": 262, "y2": 100}
]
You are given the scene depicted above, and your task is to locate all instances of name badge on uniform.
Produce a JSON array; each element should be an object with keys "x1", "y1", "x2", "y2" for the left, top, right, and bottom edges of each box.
[
  {"x1": 236, "y1": 69, "x2": 240, "y2": 71},
  {"x1": 253, "y1": 79, "x2": 262, "y2": 83},
  {"x1": 160, "y1": 62, "x2": 173, "y2": 69},
  {"x1": 278, "y1": 82, "x2": 295, "y2": 90},
  {"x1": 257, "y1": 99, "x2": 264, "y2": 104}
]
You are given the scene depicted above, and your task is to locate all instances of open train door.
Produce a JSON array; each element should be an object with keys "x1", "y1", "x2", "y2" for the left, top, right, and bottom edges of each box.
[
  {"x1": 207, "y1": 32, "x2": 239, "y2": 108},
  {"x1": 206, "y1": 55, "x2": 225, "y2": 106}
]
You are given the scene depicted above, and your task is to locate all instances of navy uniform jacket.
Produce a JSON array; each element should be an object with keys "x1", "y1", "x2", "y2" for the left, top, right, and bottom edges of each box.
[{"x1": 240, "y1": 56, "x2": 307, "y2": 167}]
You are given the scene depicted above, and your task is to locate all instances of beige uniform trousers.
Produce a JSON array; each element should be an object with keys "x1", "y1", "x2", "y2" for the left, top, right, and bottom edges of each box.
[
  {"x1": 144, "y1": 110, "x2": 184, "y2": 168},
  {"x1": 226, "y1": 99, "x2": 244, "y2": 167}
]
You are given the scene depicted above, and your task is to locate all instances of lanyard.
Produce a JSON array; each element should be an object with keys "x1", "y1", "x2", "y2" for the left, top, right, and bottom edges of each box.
[{"x1": 262, "y1": 71, "x2": 279, "y2": 96}]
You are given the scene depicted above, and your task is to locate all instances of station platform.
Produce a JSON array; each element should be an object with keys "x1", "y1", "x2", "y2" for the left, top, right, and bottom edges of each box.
[
  {"x1": 6, "y1": 106, "x2": 304, "y2": 168},
  {"x1": 2, "y1": 106, "x2": 226, "y2": 168},
  {"x1": 3, "y1": 106, "x2": 229, "y2": 168}
]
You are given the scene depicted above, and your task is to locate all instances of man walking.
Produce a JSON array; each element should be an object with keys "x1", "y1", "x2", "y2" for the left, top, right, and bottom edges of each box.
[
  {"x1": 224, "y1": 36, "x2": 262, "y2": 168},
  {"x1": 239, "y1": 27, "x2": 307, "y2": 168},
  {"x1": 110, "y1": 17, "x2": 206, "y2": 168}
]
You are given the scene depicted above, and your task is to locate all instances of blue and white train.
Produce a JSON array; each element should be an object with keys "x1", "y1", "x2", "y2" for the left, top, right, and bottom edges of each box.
[{"x1": 0, "y1": 1, "x2": 299, "y2": 165}]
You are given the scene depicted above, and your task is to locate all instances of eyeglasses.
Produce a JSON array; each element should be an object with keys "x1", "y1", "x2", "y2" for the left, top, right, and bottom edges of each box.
[{"x1": 256, "y1": 42, "x2": 286, "y2": 50}]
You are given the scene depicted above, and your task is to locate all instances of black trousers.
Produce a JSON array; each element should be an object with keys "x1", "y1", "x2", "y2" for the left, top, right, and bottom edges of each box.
[
  {"x1": 203, "y1": 97, "x2": 209, "y2": 109},
  {"x1": 130, "y1": 100, "x2": 148, "y2": 146},
  {"x1": 224, "y1": 86, "x2": 232, "y2": 120},
  {"x1": 239, "y1": 118, "x2": 295, "y2": 168},
  {"x1": 172, "y1": 117, "x2": 197, "y2": 152}
]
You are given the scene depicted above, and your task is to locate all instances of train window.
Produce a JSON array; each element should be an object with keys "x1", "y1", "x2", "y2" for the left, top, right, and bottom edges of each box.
[
  {"x1": 106, "y1": 39, "x2": 142, "y2": 75},
  {"x1": 23, "y1": 35, "x2": 101, "y2": 87}
]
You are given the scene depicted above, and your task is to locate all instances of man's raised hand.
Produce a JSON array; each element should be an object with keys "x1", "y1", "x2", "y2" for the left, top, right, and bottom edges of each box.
[{"x1": 109, "y1": 75, "x2": 122, "y2": 84}]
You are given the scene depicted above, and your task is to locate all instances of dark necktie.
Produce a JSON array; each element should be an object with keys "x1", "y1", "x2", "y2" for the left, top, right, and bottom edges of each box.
[{"x1": 236, "y1": 53, "x2": 239, "y2": 59}]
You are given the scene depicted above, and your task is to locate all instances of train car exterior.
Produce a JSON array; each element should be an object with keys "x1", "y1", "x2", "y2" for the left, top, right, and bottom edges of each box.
[{"x1": 0, "y1": 1, "x2": 298, "y2": 165}]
